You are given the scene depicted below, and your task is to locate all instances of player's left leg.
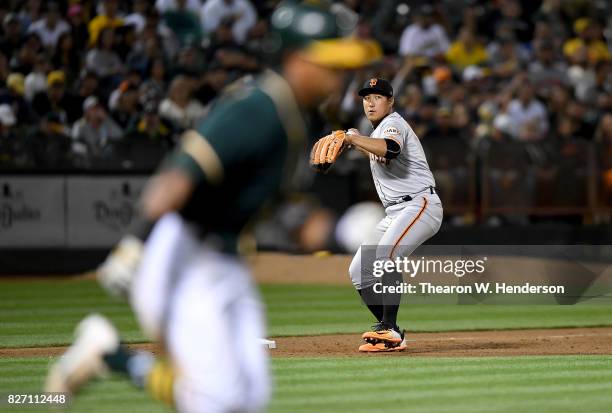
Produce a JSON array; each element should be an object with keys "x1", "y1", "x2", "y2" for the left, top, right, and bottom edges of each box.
[
  {"x1": 128, "y1": 214, "x2": 269, "y2": 412},
  {"x1": 360, "y1": 194, "x2": 443, "y2": 352},
  {"x1": 130, "y1": 212, "x2": 196, "y2": 342},
  {"x1": 166, "y1": 250, "x2": 270, "y2": 413},
  {"x1": 379, "y1": 195, "x2": 443, "y2": 329}
]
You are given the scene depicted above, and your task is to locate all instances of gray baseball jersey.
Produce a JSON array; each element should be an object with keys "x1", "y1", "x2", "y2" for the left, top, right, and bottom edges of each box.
[
  {"x1": 348, "y1": 111, "x2": 443, "y2": 291},
  {"x1": 368, "y1": 112, "x2": 435, "y2": 207}
]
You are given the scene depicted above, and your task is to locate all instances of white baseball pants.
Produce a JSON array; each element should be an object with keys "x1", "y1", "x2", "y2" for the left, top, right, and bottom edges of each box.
[
  {"x1": 349, "y1": 193, "x2": 443, "y2": 289},
  {"x1": 131, "y1": 213, "x2": 270, "y2": 413}
]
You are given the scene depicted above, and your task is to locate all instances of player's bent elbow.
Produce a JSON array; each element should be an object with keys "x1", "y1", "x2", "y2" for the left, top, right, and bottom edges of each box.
[
  {"x1": 141, "y1": 169, "x2": 195, "y2": 220},
  {"x1": 384, "y1": 138, "x2": 401, "y2": 159}
]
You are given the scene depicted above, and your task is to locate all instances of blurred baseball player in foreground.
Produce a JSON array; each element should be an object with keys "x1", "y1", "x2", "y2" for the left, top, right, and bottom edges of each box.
[
  {"x1": 311, "y1": 78, "x2": 443, "y2": 352},
  {"x1": 45, "y1": 2, "x2": 381, "y2": 412}
]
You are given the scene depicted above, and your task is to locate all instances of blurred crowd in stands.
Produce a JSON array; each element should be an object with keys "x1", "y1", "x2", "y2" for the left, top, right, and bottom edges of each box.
[{"x1": 0, "y1": 0, "x2": 610, "y2": 224}]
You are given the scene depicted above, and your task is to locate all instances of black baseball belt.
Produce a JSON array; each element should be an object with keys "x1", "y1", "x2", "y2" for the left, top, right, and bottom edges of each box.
[{"x1": 387, "y1": 186, "x2": 436, "y2": 207}]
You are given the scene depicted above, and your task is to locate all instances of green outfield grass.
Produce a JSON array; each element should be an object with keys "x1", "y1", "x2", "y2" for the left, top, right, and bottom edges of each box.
[
  {"x1": 1, "y1": 356, "x2": 611, "y2": 413},
  {"x1": 1, "y1": 279, "x2": 611, "y2": 413},
  {"x1": 1, "y1": 280, "x2": 612, "y2": 348}
]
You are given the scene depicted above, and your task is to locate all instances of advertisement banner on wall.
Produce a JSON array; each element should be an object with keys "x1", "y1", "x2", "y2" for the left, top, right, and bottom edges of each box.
[
  {"x1": 66, "y1": 176, "x2": 148, "y2": 247},
  {"x1": 0, "y1": 176, "x2": 66, "y2": 247}
]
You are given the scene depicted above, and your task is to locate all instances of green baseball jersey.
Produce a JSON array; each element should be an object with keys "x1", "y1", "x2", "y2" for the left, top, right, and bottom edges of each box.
[{"x1": 166, "y1": 70, "x2": 308, "y2": 253}]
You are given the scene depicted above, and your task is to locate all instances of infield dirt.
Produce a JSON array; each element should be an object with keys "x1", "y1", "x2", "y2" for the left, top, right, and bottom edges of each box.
[
  {"x1": 2, "y1": 327, "x2": 612, "y2": 358},
  {"x1": 272, "y1": 327, "x2": 612, "y2": 357},
  {"x1": 2, "y1": 253, "x2": 611, "y2": 359}
]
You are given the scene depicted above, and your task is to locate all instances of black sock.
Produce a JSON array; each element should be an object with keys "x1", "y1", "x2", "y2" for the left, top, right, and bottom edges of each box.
[
  {"x1": 103, "y1": 345, "x2": 132, "y2": 374},
  {"x1": 358, "y1": 286, "x2": 383, "y2": 322},
  {"x1": 381, "y1": 271, "x2": 402, "y2": 329},
  {"x1": 382, "y1": 305, "x2": 399, "y2": 329},
  {"x1": 103, "y1": 345, "x2": 155, "y2": 388}
]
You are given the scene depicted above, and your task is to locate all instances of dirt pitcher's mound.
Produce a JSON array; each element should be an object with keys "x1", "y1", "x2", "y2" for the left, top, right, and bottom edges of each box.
[{"x1": 273, "y1": 327, "x2": 612, "y2": 357}]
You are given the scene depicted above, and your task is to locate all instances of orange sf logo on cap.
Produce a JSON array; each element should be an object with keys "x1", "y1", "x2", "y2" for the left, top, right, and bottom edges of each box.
[{"x1": 369, "y1": 78, "x2": 377, "y2": 87}]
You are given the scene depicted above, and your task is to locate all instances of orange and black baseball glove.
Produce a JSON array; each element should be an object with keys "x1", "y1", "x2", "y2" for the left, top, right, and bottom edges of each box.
[{"x1": 309, "y1": 130, "x2": 347, "y2": 173}]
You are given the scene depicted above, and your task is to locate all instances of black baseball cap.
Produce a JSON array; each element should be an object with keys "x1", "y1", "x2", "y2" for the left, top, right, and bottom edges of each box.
[{"x1": 358, "y1": 78, "x2": 393, "y2": 98}]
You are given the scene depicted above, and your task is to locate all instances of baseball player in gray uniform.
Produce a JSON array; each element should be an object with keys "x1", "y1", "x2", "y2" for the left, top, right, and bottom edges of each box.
[{"x1": 345, "y1": 78, "x2": 443, "y2": 352}]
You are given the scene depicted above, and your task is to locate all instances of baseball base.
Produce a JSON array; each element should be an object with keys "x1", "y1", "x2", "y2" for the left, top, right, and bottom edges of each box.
[{"x1": 259, "y1": 339, "x2": 277, "y2": 349}]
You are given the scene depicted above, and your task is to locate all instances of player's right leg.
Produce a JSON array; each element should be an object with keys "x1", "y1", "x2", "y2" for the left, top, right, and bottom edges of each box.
[
  {"x1": 348, "y1": 218, "x2": 408, "y2": 351},
  {"x1": 349, "y1": 215, "x2": 389, "y2": 322},
  {"x1": 349, "y1": 215, "x2": 402, "y2": 351},
  {"x1": 45, "y1": 314, "x2": 121, "y2": 394},
  {"x1": 44, "y1": 314, "x2": 161, "y2": 396}
]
